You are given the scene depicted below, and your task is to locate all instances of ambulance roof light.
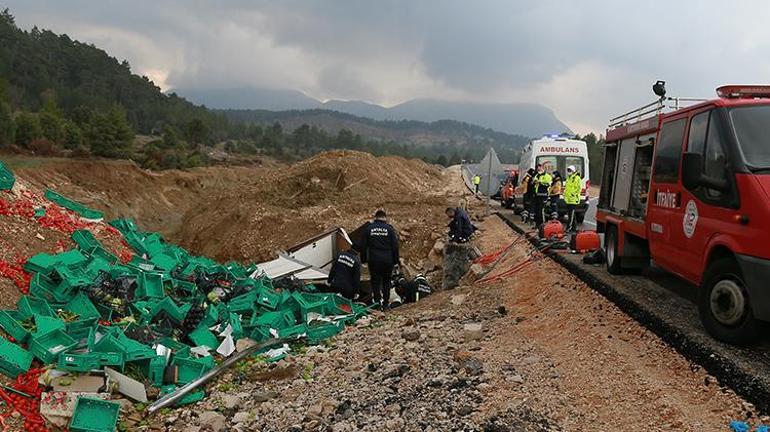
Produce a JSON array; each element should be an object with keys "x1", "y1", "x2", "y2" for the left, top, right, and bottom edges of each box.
[{"x1": 716, "y1": 85, "x2": 770, "y2": 99}]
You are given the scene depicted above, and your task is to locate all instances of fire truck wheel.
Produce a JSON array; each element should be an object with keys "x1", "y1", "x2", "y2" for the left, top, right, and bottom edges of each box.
[
  {"x1": 605, "y1": 226, "x2": 623, "y2": 274},
  {"x1": 698, "y1": 257, "x2": 760, "y2": 345}
]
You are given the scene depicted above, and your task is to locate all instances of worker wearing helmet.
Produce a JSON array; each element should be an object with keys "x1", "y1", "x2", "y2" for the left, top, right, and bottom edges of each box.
[
  {"x1": 564, "y1": 165, "x2": 582, "y2": 232},
  {"x1": 548, "y1": 170, "x2": 563, "y2": 218},
  {"x1": 532, "y1": 165, "x2": 552, "y2": 226}
]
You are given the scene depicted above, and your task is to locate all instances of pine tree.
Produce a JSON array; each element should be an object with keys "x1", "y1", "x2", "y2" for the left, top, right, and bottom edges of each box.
[
  {"x1": 0, "y1": 103, "x2": 13, "y2": 147},
  {"x1": 14, "y1": 112, "x2": 41, "y2": 147}
]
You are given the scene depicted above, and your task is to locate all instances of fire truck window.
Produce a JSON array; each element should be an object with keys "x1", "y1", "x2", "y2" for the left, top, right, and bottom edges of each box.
[
  {"x1": 730, "y1": 105, "x2": 770, "y2": 168},
  {"x1": 652, "y1": 118, "x2": 686, "y2": 184},
  {"x1": 687, "y1": 111, "x2": 709, "y2": 154},
  {"x1": 704, "y1": 116, "x2": 727, "y2": 199}
]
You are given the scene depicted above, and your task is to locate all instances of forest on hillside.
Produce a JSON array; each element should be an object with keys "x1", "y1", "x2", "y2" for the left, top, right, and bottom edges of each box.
[{"x1": 0, "y1": 8, "x2": 588, "y2": 170}]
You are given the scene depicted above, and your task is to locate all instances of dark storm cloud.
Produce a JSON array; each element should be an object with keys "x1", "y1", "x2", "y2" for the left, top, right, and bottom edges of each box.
[{"x1": 4, "y1": 0, "x2": 770, "y2": 132}]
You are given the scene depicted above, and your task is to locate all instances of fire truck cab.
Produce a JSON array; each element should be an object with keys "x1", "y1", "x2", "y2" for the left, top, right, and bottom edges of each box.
[{"x1": 597, "y1": 84, "x2": 770, "y2": 345}]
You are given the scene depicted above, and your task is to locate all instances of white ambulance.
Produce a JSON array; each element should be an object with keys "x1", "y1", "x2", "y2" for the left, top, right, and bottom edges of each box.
[{"x1": 514, "y1": 134, "x2": 591, "y2": 222}]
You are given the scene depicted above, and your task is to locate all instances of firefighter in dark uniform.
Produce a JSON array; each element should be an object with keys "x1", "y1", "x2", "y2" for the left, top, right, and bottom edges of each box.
[
  {"x1": 446, "y1": 207, "x2": 475, "y2": 243},
  {"x1": 361, "y1": 209, "x2": 400, "y2": 310},
  {"x1": 327, "y1": 248, "x2": 361, "y2": 300},
  {"x1": 533, "y1": 164, "x2": 553, "y2": 226}
]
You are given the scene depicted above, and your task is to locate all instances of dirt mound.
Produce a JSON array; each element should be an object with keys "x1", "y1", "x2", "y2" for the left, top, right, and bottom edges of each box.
[
  {"x1": 173, "y1": 151, "x2": 454, "y2": 265},
  {"x1": 248, "y1": 150, "x2": 443, "y2": 211},
  {"x1": 13, "y1": 157, "x2": 261, "y2": 234},
  {"x1": 2, "y1": 151, "x2": 473, "y2": 294}
]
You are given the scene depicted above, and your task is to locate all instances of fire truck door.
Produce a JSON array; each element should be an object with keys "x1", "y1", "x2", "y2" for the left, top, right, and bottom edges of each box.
[
  {"x1": 669, "y1": 109, "x2": 731, "y2": 283},
  {"x1": 647, "y1": 118, "x2": 689, "y2": 274}
]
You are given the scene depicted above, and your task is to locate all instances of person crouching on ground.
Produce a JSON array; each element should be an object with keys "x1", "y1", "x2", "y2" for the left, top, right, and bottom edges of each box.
[
  {"x1": 327, "y1": 247, "x2": 361, "y2": 300},
  {"x1": 446, "y1": 207, "x2": 475, "y2": 243},
  {"x1": 361, "y1": 209, "x2": 400, "y2": 311}
]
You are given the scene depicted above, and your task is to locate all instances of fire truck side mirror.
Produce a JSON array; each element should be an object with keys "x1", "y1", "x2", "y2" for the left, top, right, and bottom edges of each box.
[{"x1": 682, "y1": 152, "x2": 728, "y2": 192}]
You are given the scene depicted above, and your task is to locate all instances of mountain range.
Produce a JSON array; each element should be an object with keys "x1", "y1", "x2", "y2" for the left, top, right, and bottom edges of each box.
[{"x1": 172, "y1": 87, "x2": 572, "y2": 138}]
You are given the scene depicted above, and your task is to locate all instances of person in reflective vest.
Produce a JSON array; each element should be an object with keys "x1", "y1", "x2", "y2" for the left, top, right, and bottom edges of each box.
[
  {"x1": 532, "y1": 165, "x2": 553, "y2": 226},
  {"x1": 517, "y1": 168, "x2": 536, "y2": 222},
  {"x1": 548, "y1": 170, "x2": 563, "y2": 218},
  {"x1": 564, "y1": 165, "x2": 582, "y2": 232},
  {"x1": 472, "y1": 175, "x2": 481, "y2": 194}
]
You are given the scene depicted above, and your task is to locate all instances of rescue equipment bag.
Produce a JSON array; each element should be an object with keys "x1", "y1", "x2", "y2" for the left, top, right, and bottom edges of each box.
[
  {"x1": 570, "y1": 231, "x2": 601, "y2": 252},
  {"x1": 539, "y1": 220, "x2": 565, "y2": 240}
]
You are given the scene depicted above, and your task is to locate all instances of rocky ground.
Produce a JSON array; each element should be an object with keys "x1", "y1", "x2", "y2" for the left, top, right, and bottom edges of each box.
[
  {"x1": 1, "y1": 153, "x2": 762, "y2": 431},
  {"x1": 149, "y1": 216, "x2": 758, "y2": 432}
]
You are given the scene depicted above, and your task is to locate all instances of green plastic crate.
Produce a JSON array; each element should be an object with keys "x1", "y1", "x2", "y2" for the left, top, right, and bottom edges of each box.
[
  {"x1": 66, "y1": 293, "x2": 101, "y2": 321},
  {"x1": 92, "y1": 246, "x2": 119, "y2": 265},
  {"x1": 56, "y1": 249, "x2": 89, "y2": 268},
  {"x1": 29, "y1": 328, "x2": 77, "y2": 363},
  {"x1": 0, "y1": 336, "x2": 33, "y2": 378},
  {"x1": 171, "y1": 278, "x2": 197, "y2": 293},
  {"x1": 116, "y1": 337, "x2": 155, "y2": 362},
  {"x1": 156, "y1": 297, "x2": 188, "y2": 323},
  {"x1": 189, "y1": 325, "x2": 218, "y2": 349},
  {"x1": 0, "y1": 310, "x2": 31, "y2": 343},
  {"x1": 69, "y1": 397, "x2": 120, "y2": 432},
  {"x1": 92, "y1": 333, "x2": 128, "y2": 355},
  {"x1": 29, "y1": 272, "x2": 59, "y2": 303},
  {"x1": 249, "y1": 326, "x2": 272, "y2": 342},
  {"x1": 24, "y1": 253, "x2": 57, "y2": 274},
  {"x1": 0, "y1": 160, "x2": 15, "y2": 191},
  {"x1": 138, "y1": 356, "x2": 167, "y2": 387},
  {"x1": 228, "y1": 291, "x2": 258, "y2": 314},
  {"x1": 150, "y1": 253, "x2": 178, "y2": 271},
  {"x1": 157, "y1": 337, "x2": 191, "y2": 353},
  {"x1": 307, "y1": 322, "x2": 343, "y2": 344},
  {"x1": 17, "y1": 296, "x2": 55, "y2": 319},
  {"x1": 278, "y1": 323, "x2": 308, "y2": 339},
  {"x1": 108, "y1": 218, "x2": 138, "y2": 234},
  {"x1": 138, "y1": 272, "x2": 164, "y2": 298},
  {"x1": 159, "y1": 385, "x2": 205, "y2": 406},
  {"x1": 33, "y1": 314, "x2": 66, "y2": 336},
  {"x1": 251, "y1": 310, "x2": 296, "y2": 330},
  {"x1": 229, "y1": 313, "x2": 243, "y2": 339},
  {"x1": 172, "y1": 356, "x2": 214, "y2": 385},
  {"x1": 254, "y1": 288, "x2": 281, "y2": 310},
  {"x1": 71, "y1": 230, "x2": 100, "y2": 251},
  {"x1": 57, "y1": 352, "x2": 102, "y2": 372},
  {"x1": 199, "y1": 304, "x2": 220, "y2": 328},
  {"x1": 290, "y1": 292, "x2": 328, "y2": 322},
  {"x1": 96, "y1": 352, "x2": 125, "y2": 369},
  {"x1": 83, "y1": 257, "x2": 111, "y2": 279},
  {"x1": 69, "y1": 325, "x2": 96, "y2": 350},
  {"x1": 44, "y1": 189, "x2": 104, "y2": 220}
]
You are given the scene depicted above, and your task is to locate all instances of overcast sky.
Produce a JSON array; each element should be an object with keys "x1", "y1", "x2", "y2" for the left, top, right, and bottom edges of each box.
[{"x1": 5, "y1": 0, "x2": 770, "y2": 133}]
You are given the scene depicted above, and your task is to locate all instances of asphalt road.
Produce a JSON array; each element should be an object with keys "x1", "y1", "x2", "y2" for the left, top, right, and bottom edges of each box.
[{"x1": 499, "y1": 211, "x2": 770, "y2": 414}]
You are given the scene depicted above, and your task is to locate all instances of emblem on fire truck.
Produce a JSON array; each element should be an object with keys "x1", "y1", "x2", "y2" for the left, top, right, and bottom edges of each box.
[{"x1": 683, "y1": 200, "x2": 698, "y2": 238}]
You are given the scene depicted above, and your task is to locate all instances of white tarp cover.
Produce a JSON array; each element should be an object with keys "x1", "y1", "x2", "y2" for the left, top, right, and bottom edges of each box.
[
  {"x1": 250, "y1": 227, "x2": 352, "y2": 282},
  {"x1": 253, "y1": 256, "x2": 308, "y2": 279}
]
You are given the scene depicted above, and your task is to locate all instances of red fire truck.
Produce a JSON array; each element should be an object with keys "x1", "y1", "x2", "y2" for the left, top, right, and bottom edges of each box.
[{"x1": 597, "y1": 83, "x2": 770, "y2": 345}]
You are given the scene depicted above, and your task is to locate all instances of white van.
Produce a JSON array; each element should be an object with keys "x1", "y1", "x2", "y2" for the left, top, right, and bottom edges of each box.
[{"x1": 514, "y1": 135, "x2": 591, "y2": 222}]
